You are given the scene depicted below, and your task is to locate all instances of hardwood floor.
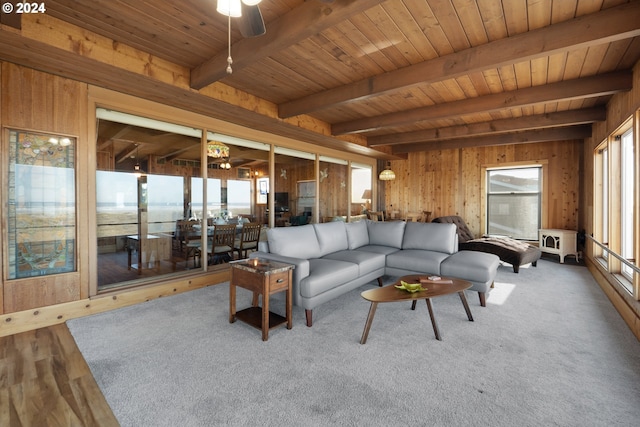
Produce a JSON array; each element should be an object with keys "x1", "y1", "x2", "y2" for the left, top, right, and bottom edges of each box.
[{"x1": 0, "y1": 324, "x2": 119, "y2": 426}]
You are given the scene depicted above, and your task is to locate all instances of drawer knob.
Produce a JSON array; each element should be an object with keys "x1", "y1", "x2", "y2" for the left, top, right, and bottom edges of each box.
[{"x1": 276, "y1": 278, "x2": 284, "y2": 283}]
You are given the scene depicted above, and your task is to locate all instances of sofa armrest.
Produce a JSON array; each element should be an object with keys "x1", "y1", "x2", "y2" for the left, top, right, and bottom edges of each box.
[{"x1": 249, "y1": 251, "x2": 310, "y2": 282}]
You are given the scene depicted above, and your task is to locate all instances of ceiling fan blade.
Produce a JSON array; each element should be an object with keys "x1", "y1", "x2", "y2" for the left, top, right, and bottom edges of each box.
[{"x1": 238, "y1": 4, "x2": 266, "y2": 38}]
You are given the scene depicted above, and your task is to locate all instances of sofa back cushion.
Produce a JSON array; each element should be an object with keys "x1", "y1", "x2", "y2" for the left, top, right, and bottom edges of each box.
[
  {"x1": 313, "y1": 222, "x2": 349, "y2": 256},
  {"x1": 367, "y1": 220, "x2": 406, "y2": 248},
  {"x1": 402, "y1": 222, "x2": 457, "y2": 254},
  {"x1": 267, "y1": 224, "x2": 321, "y2": 259},
  {"x1": 344, "y1": 220, "x2": 369, "y2": 249}
]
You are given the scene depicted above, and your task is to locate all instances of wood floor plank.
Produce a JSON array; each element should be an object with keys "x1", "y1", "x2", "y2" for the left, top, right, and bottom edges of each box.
[{"x1": 0, "y1": 324, "x2": 119, "y2": 426}]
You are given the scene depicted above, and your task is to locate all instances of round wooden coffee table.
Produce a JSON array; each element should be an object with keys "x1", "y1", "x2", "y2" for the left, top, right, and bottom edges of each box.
[{"x1": 359, "y1": 275, "x2": 474, "y2": 344}]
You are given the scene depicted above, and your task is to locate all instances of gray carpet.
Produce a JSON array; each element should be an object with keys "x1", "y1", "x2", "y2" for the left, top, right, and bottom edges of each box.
[{"x1": 68, "y1": 259, "x2": 640, "y2": 426}]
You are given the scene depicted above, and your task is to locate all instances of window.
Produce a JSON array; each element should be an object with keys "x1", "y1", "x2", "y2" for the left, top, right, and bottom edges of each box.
[
  {"x1": 620, "y1": 128, "x2": 634, "y2": 281},
  {"x1": 601, "y1": 147, "x2": 609, "y2": 262},
  {"x1": 594, "y1": 120, "x2": 638, "y2": 296},
  {"x1": 5, "y1": 129, "x2": 76, "y2": 279},
  {"x1": 486, "y1": 167, "x2": 541, "y2": 240},
  {"x1": 351, "y1": 164, "x2": 372, "y2": 217}
]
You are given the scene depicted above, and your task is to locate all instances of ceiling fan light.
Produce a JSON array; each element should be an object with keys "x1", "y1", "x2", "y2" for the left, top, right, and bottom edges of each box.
[
  {"x1": 241, "y1": 0, "x2": 262, "y2": 5},
  {"x1": 217, "y1": 0, "x2": 242, "y2": 17}
]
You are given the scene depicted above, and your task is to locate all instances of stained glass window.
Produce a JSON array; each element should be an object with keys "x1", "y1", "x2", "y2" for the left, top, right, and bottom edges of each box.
[{"x1": 6, "y1": 129, "x2": 76, "y2": 278}]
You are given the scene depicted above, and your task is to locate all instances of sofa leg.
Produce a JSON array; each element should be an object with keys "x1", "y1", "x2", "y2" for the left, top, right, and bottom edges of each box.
[
  {"x1": 305, "y1": 309, "x2": 313, "y2": 327},
  {"x1": 533, "y1": 261, "x2": 537, "y2": 267},
  {"x1": 377, "y1": 277, "x2": 383, "y2": 287},
  {"x1": 478, "y1": 292, "x2": 486, "y2": 307},
  {"x1": 513, "y1": 264, "x2": 520, "y2": 273}
]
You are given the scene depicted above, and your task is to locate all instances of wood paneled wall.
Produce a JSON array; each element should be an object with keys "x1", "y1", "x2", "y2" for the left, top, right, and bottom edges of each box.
[
  {"x1": 382, "y1": 140, "x2": 583, "y2": 239},
  {"x1": 1, "y1": 63, "x2": 89, "y2": 313}
]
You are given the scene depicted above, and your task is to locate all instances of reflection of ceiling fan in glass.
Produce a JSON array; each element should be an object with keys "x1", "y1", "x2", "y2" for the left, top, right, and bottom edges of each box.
[{"x1": 216, "y1": 0, "x2": 266, "y2": 38}]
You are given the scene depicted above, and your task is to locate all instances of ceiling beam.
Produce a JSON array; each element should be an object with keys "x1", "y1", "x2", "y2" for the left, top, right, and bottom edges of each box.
[
  {"x1": 333, "y1": 71, "x2": 632, "y2": 135},
  {"x1": 278, "y1": 1, "x2": 640, "y2": 118},
  {"x1": 190, "y1": 0, "x2": 385, "y2": 90},
  {"x1": 391, "y1": 126, "x2": 593, "y2": 153},
  {"x1": 0, "y1": 29, "x2": 398, "y2": 161},
  {"x1": 368, "y1": 107, "x2": 606, "y2": 147}
]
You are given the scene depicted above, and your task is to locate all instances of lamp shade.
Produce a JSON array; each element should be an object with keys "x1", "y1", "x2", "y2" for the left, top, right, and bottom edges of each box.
[
  {"x1": 361, "y1": 189, "x2": 372, "y2": 200},
  {"x1": 207, "y1": 141, "x2": 230, "y2": 159},
  {"x1": 379, "y1": 163, "x2": 396, "y2": 181}
]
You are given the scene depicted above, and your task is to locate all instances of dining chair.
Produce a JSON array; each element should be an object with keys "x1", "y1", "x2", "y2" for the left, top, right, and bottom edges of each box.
[
  {"x1": 233, "y1": 222, "x2": 262, "y2": 259},
  {"x1": 405, "y1": 212, "x2": 423, "y2": 222},
  {"x1": 207, "y1": 224, "x2": 236, "y2": 264},
  {"x1": 176, "y1": 219, "x2": 201, "y2": 267},
  {"x1": 367, "y1": 211, "x2": 385, "y2": 221}
]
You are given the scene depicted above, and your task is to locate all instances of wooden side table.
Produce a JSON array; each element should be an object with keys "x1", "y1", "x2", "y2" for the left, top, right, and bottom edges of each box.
[{"x1": 229, "y1": 258, "x2": 295, "y2": 341}]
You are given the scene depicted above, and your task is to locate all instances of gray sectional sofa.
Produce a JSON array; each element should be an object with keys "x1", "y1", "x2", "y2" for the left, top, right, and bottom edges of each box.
[{"x1": 250, "y1": 220, "x2": 500, "y2": 327}]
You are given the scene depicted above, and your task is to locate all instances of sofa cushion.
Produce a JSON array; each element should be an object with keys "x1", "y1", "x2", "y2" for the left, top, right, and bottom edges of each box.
[
  {"x1": 356, "y1": 245, "x2": 402, "y2": 256},
  {"x1": 386, "y1": 249, "x2": 450, "y2": 275},
  {"x1": 322, "y1": 249, "x2": 386, "y2": 276},
  {"x1": 344, "y1": 220, "x2": 369, "y2": 249},
  {"x1": 440, "y1": 250, "x2": 500, "y2": 284},
  {"x1": 267, "y1": 224, "x2": 321, "y2": 259},
  {"x1": 366, "y1": 220, "x2": 406, "y2": 248},
  {"x1": 313, "y1": 222, "x2": 349, "y2": 256},
  {"x1": 300, "y1": 259, "x2": 359, "y2": 298},
  {"x1": 402, "y1": 222, "x2": 457, "y2": 254}
]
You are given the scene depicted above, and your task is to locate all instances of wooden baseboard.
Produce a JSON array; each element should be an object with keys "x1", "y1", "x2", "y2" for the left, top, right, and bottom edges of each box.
[
  {"x1": 585, "y1": 258, "x2": 640, "y2": 341},
  {"x1": 0, "y1": 270, "x2": 229, "y2": 337}
]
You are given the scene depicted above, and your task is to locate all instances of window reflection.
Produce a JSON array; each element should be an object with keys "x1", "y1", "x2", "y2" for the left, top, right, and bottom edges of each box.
[{"x1": 94, "y1": 110, "x2": 373, "y2": 290}]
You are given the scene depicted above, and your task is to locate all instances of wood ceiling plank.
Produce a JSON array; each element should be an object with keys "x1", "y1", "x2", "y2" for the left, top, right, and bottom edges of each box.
[
  {"x1": 547, "y1": 51, "x2": 568, "y2": 82},
  {"x1": 378, "y1": 2, "x2": 432, "y2": 64},
  {"x1": 563, "y1": 49, "x2": 589, "y2": 79},
  {"x1": 331, "y1": 71, "x2": 632, "y2": 135},
  {"x1": 582, "y1": 44, "x2": 613, "y2": 75},
  {"x1": 190, "y1": 0, "x2": 386, "y2": 89},
  {"x1": 476, "y1": 0, "x2": 508, "y2": 41},
  {"x1": 391, "y1": 126, "x2": 593, "y2": 153},
  {"x1": 404, "y1": 0, "x2": 454, "y2": 56},
  {"x1": 341, "y1": 15, "x2": 401, "y2": 72},
  {"x1": 527, "y1": 0, "x2": 552, "y2": 30},
  {"x1": 278, "y1": 2, "x2": 640, "y2": 118},
  {"x1": 618, "y1": 38, "x2": 640, "y2": 69},
  {"x1": 362, "y1": 4, "x2": 416, "y2": 67},
  {"x1": 426, "y1": 0, "x2": 472, "y2": 51},
  {"x1": 531, "y1": 57, "x2": 550, "y2": 86},
  {"x1": 368, "y1": 107, "x2": 606, "y2": 146},
  {"x1": 502, "y1": 0, "x2": 528, "y2": 36},
  {"x1": 46, "y1": 0, "x2": 212, "y2": 67},
  {"x1": 551, "y1": 0, "x2": 579, "y2": 23},
  {"x1": 451, "y1": 0, "x2": 489, "y2": 46},
  {"x1": 513, "y1": 61, "x2": 532, "y2": 89}
]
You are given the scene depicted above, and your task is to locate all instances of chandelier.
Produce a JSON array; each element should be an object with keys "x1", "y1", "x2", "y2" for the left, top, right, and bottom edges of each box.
[{"x1": 207, "y1": 141, "x2": 231, "y2": 169}]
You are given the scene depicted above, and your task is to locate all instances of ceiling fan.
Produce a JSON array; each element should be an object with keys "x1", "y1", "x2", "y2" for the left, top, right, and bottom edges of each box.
[{"x1": 216, "y1": 0, "x2": 266, "y2": 38}]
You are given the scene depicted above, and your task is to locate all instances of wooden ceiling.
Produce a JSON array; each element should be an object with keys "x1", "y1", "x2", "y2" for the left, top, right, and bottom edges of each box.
[{"x1": 5, "y1": 0, "x2": 640, "y2": 155}]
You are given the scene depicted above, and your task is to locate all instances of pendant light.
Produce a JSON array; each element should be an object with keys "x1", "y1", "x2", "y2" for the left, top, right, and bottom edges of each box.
[{"x1": 379, "y1": 162, "x2": 396, "y2": 181}]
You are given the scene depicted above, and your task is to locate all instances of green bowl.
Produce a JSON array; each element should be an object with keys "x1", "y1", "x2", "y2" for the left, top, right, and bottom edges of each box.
[{"x1": 395, "y1": 280, "x2": 424, "y2": 292}]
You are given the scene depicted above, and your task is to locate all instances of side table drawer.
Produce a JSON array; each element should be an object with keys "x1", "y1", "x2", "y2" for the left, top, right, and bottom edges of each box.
[{"x1": 269, "y1": 271, "x2": 290, "y2": 292}]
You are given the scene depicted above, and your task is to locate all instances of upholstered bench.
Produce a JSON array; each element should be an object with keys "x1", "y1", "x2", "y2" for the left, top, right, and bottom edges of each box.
[{"x1": 433, "y1": 215, "x2": 541, "y2": 273}]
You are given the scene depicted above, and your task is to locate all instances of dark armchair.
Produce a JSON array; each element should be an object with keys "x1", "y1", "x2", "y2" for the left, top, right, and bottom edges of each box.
[{"x1": 432, "y1": 215, "x2": 541, "y2": 273}]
